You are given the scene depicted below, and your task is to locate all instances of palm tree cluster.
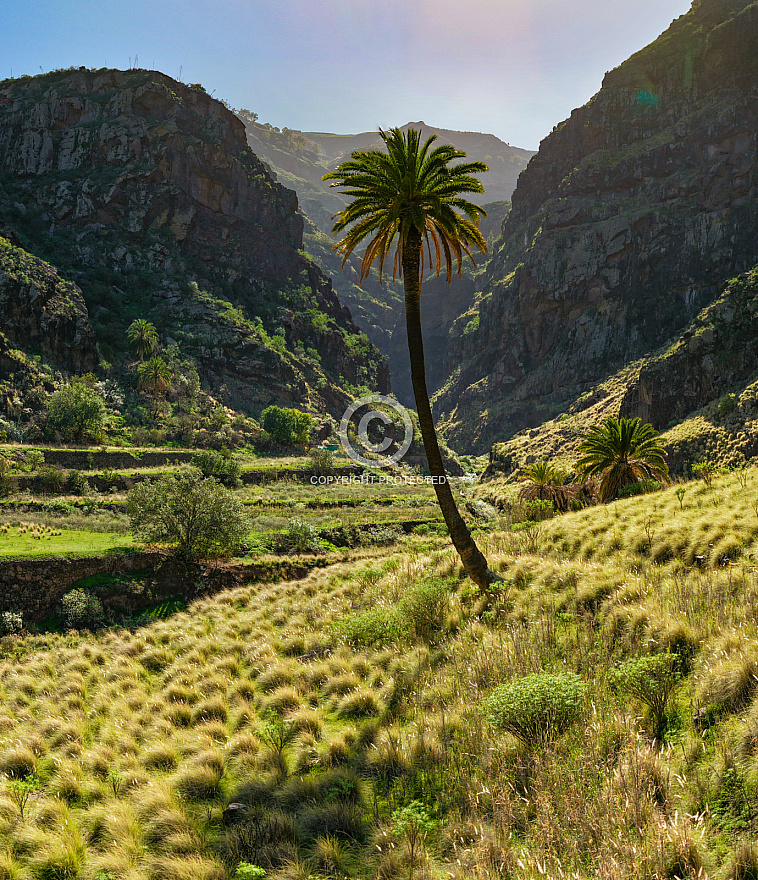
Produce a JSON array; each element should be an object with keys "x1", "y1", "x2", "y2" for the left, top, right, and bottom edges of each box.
[{"x1": 518, "y1": 417, "x2": 669, "y2": 508}]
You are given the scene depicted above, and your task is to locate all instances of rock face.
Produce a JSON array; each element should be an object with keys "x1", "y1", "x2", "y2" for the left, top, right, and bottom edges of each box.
[
  {"x1": 0, "y1": 236, "x2": 97, "y2": 373},
  {"x1": 0, "y1": 68, "x2": 388, "y2": 414},
  {"x1": 435, "y1": 0, "x2": 758, "y2": 452},
  {"x1": 619, "y1": 265, "x2": 758, "y2": 428}
]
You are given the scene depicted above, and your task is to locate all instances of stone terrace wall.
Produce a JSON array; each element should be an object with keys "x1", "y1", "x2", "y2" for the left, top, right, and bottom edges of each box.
[
  {"x1": 0, "y1": 551, "x2": 162, "y2": 620},
  {"x1": 42, "y1": 450, "x2": 195, "y2": 470}
]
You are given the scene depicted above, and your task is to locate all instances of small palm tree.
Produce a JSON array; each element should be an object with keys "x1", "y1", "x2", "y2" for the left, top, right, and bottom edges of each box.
[
  {"x1": 576, "y1": 416, "x2": 668, "y2": 503},
  {"x1": 518, "y1": 460, "x2": 576, "y2": 512},
  {"x1": 324, "y1": 127, "x2": 498, "y2": 589},
  {"x1": 138, "y1": 357, "x2": 172, "y2": 396},
  {"x1": 126, "y1": 319, "x2": 159, "y2": 362}
]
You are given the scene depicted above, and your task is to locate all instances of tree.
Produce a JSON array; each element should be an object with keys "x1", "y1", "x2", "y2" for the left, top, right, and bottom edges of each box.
[
  {"x1": 127, "y1": 466, "x2": 251, "y2": 560},
  {"x1": 260, "y1": 405, "x2": 312, "y2": 446},
  {"x1": 126, "y1": 319, "x2": 159, "y2": 362},
  {"x1": 45, "y1": 380, "x2": 106, "y2": 443},
  {"x1": 518, "y1": 460, "x2": 576, "y2": 512},
  {"x1": 138, "y1": 357, "x2": 172, "y2": 396},
  {"x1": 324, "y1": 127, "x2": 498, "y2": 590},
  {"x1": 576, "y1": 416, "x2": 669, "y2": 503}
]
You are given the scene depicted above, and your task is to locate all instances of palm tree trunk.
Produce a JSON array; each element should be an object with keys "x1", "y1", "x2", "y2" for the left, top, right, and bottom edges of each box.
[{"x1": 402, "y1": 228, "x2": 497, "y2": 590}]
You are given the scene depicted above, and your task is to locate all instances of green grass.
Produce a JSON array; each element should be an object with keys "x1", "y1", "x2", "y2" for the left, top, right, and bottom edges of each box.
[
  {"x1": 5, "y1": 452, "x2": 758, "y2": 877},
  {"x1": 0, "y1": 522, "x2": 134, "y2": 557}
]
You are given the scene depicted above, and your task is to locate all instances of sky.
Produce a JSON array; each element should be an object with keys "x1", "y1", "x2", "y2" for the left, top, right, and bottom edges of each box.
[{"x1": 3, "y1": 0, "x2": 692, "y2": 150}]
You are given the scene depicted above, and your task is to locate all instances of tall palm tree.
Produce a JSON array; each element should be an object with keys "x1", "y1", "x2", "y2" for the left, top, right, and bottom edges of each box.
[
  {"x1": 324, "y1": 127, "x2": 499, "y2": 590},
  {"x1": 576, "y1": 416, "x2": 669, "y2": 503},
  {"x1": 126, "y1": 319, "x2": 159, "y2": 362}
]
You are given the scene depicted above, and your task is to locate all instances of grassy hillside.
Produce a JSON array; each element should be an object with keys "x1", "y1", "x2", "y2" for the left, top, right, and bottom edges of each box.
[{"x1": 2, "y1": 462, "x2": 758, "y2": 877}]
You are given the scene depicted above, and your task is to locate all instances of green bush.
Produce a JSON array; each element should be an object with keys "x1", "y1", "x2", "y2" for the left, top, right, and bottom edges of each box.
[
  {"x1": 235, "y1": 865, "x2": 266, "y2": 880},
  {"x1": 611, "y1": 653, "x2": 681, "y2": 740},
  {"x1": 61, "y1": 589, "x2": 105, "y2": 630},
  {"x1": 45, "y1": 379, "x2": 106, "y2": 442},
  {"x1": 0, "y1": 611, "x2": 23, "y2": 636},
  {"x1": 482, "y1": 672, "x2": 586, "y2": 745},
  {"x1": 333, "y1": 606, "x2": 409, "y2": 647},
  {"x1": 308, "y1": 447, "x2": 334, "y2": 475},
  {"x1": 65, "y1": 469, "x2": 90, "y2": 495},
  {"x1": 276, "y1": 518, "x2": 322, "y2": 554},
  {"x1": 38, "y1": 465, "x2": 66, "y2": 494},
  {"x1": 192, "y1": 449, "x2": 242, "y2": 488},
  {"x1": 260, "y1": 406, "x2": 312, "y2": 445},
  {"x1": 127, "y1": 467, "x2": 251, "y2": 560},
  {"x1": 399, "y1": 577, "x2": 453, "y2": 644}
]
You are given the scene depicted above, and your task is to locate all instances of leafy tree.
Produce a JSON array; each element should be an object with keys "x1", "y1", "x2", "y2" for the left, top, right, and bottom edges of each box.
[
  {"x1": 126, "y1": 318, "x2": 159, "y2": 361},
  {"x1": 138, "y1": 357, "x2": 173, "y2": 396},
  {"x1": 127, "y1": 466, "x2": 251, "y2": 560},
  {"x1": 45, "y1": 380, "x2": 107, "y2": 443},
  {"x1": 576, "y1": 416, "x2": 668, "y2": 503},
  {"x1": 518, "y1": 460, "x2": 576, "y2": 511},
  {"x1": 260, "y1": 405, "x2": 312, "y2": 445},
  {"x1": 324, "y1": 128, "x2": 498, "y2": 590}
]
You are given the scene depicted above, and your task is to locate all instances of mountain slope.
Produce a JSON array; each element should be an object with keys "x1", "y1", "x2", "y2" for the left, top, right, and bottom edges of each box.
[
  {"x1": 237, "y1": 114, "x2": 529, "y2": 403},
  {"x1": 0, "y1": 68, "x2": 389, "y2": 416},
  {"x1": 434, "y1": 0, "x2": 758, "y2": 452}
]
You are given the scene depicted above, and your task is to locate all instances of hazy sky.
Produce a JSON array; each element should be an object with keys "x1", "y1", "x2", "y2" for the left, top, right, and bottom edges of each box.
[{"x1": 4, "y1": 0, "x2": 692, "y2": 150}]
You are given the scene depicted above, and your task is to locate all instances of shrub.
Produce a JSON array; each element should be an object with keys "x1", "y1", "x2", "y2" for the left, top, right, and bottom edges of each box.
[
  {"x1": 0, "y1": 611, "x2": 23, "y2": 636},
  {"x1": 192, "y1": 449, "x2": 242, "y2": 488},
  {"x1": 392, "y1": 801, "x2": 437, "y2": 880},
  {"x1": 399, "y1": 577, "x2": 452, "y2": 644},
  {"x1": 482, "y1": 672, "x2": 586, "y2": 745},
  {"x1": 308, "y1": 447, "x2": 334, "y2": 475},
  {"x1": 64, "y1": 469, "x2": 89, "y2": 495},
  {"x1": 127, "y1": 466, "x2": 251, "y2": 560},
  {"x1": 235, "y1": 865, "x2": 266, "y2": 880},
  {"x1": 333, "y1": 607, "x2": 408, "y2": 647},
  {"x1": 37, "y1": 465, "x2": 66, "y2": 494},
  {"x1": 276, "y1": 518, "x2": 322, "y2": 554},
  {"x1": 260, "y1": 406, "x2": 312, "y2": 446},
  {"x1": 611, "y1": 653, "x2": 681, "y2": 740},
  {"x1": 45, "y1": 379, "x2": 106, "y2": 442},
  {"x1": 61, "y1": 589, "x2": 105, "y2": 630}
]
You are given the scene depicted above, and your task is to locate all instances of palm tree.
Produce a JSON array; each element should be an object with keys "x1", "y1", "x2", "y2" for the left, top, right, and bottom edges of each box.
[
  {"x1": 575, "y1": 416, "x2": 668, "y2": 503},
  {"x1": 138, "y1": 357, "x2": 172, "y2": 396},
  {"x1": 126, "y1": 319, "x2": 159, "y2": 362},
  {"x1": 518, "y1": 460, "x2": 576, "y2": 512},
  {"x1": 324, "y1": 127, "x2": 499, "y2": 590}
]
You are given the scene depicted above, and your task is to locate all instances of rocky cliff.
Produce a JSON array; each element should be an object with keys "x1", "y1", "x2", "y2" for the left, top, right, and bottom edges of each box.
[
  {"x1": 0, "y1": 235, "x2": 97, "y2": 373},
  {"x1": 435, "y1": 0, "x2": 758, "y2": 452},
  {"x1": 0, "y1": 68, "x2": 388, "y2": 415}
]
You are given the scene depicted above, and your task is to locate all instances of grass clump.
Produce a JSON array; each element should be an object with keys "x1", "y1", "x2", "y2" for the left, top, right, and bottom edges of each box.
[{"x1": 481, "y1": 672, "x2": 586, "y2": 746}]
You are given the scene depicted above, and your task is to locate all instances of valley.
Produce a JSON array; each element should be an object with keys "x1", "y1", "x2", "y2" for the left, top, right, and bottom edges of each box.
[{"x1": 2, "y1": 0, "x2": 758, "y2": 875}]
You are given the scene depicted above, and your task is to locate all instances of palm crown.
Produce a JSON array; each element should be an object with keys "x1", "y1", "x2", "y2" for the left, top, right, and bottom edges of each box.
[
  {"x1": 576, "y1": 416, "x2": 668, "y2": 502},
  {"x1": 324, "y1": 127, "x2": 488, "y2": 285}
]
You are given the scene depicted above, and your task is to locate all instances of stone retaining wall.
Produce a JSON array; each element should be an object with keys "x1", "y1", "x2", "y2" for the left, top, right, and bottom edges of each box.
[
  {"x1": 0, "y1": 551, "x2": 164, "y2": 620},
  {"x1": 42, "y1": 450, "x2": 195, "y2": 470}
]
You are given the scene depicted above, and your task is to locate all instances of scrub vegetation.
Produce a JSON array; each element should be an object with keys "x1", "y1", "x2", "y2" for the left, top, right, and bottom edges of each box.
[{"x1": 1, "y1": 457, "x2": 758, "y2": 878}]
